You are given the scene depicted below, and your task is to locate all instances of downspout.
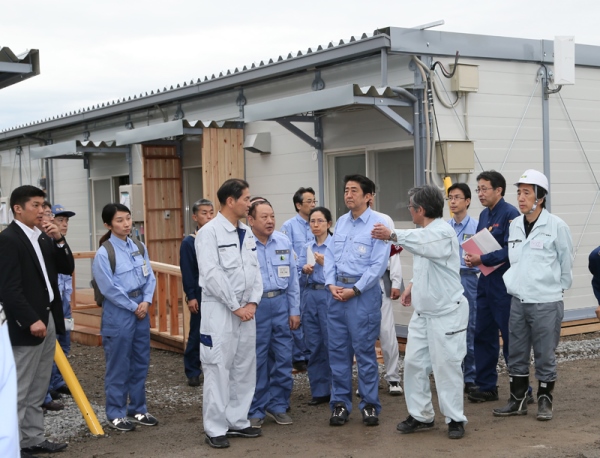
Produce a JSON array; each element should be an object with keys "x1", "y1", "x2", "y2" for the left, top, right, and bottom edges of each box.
[{"x1": 389, "y1": 87, "x2": 422, "y2": 186}]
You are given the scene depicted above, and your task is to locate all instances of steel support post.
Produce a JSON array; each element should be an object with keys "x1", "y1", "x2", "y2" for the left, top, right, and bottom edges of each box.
[
  {"x1": 314, "y1": 116, "x2": 325, "y2": 205},
  {"x1": 541, "y1": 67, "x2": 552, "y2": 210}
]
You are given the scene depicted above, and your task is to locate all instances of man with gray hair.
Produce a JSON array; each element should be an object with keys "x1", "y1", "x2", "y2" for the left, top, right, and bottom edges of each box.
[
  {"x1": 180, "y1": 199, "x2": 214, "y2": 386},
  {"x1": 372, "y1": 185, "x2": 468, "y2": 439}
]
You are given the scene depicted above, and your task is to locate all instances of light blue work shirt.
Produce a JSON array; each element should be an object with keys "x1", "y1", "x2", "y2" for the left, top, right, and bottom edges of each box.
[
  {"x1": 92, "y1": 234, "x2": 156, "y2": 312},
  {"x1": 447, "y1": 215, "x2": 479, "y2": 273},
  {"x1": 324, "y1": 207, "x2": 389, "y2": 293},
  {"x1": 503, "y1": 209, "x2": 573, "y2": 303},
  {"x1": 281, "y1": 214, "x2": 315, "y2": 258},
  {"x1": 297, "y1": 234, "x2": 332, "y2": 287},
  {"x1": 393, "y1": 218, "x2": 465, "y2": 316},
  {"x1": 255, "y1": 231, "x2": 301, "y2": 316}
]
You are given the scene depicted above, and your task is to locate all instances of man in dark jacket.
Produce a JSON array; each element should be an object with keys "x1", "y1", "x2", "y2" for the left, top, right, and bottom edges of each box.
[
  {"x1": 0, "y1": 185, "x2": 74, "y2": 454},
  {"x1": 180, "y1": 199, "x2": 214, "y2": 386}
]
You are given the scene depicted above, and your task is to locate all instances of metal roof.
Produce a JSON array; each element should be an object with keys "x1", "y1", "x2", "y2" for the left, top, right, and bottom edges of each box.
[
  {"x1": 0, "y1": 32, "x2": 388, "y2": 138},
  {"x1": 0, "y1": 47, "x2": 40, "y2": 91},
  {"x1": 30, "y1": 140, "x2": 129, "y2": 160}
]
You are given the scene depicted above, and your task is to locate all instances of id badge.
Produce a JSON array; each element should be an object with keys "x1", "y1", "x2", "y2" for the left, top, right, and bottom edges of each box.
[
  {"x1": 278, "y1": 265, "x2": 290, "y2": 278},
  {"x1": 245, "y1": 238, "x2": 256, "y2": 250},
  {"x1": 142, "y1": 261, "x2": 149, "y2": 277},
  {"x1": 531, "y1": 240, "x2": 543, "y2": 250}
]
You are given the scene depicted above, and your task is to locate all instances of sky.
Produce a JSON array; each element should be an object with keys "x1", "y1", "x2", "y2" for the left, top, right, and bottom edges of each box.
[{"x1": 1, "y1": 0, "x2": 599, "y2": 131}]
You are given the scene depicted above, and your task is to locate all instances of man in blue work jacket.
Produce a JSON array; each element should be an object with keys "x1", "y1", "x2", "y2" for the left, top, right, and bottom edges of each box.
[
  {"x1": 324, "y1": 174, "x2": 389, "y2": 427},
  {"x1": 446, "y1": 183, "x2": 479, "y2": 393},
  {"x1": 464, "y1": 171, "x2": 520, "y2": 403},
  {"x1": 248, "y1": 198, "x2": 300, "y2": 427},
  {"x1": 281, "y1": 187, "x2": 316, "y2": 372},
  {"x1": 179, "y1": 199, "x2": 214, "y2": 386}
]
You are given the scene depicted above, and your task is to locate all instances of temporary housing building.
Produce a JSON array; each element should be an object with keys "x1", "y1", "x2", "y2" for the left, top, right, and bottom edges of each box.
[{"x1": 0, "y1": 27, "x2": 598, "y2": 336}]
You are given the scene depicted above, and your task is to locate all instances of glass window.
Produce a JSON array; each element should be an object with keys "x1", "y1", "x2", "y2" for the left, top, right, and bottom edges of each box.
[{"x1": 373, "y1": 149, "x2": 414, "y2": 221}]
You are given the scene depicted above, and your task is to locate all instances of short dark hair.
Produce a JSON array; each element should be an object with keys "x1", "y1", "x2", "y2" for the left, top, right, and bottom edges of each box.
[
  {"x1": 248, "y1": 197, "x2": 273, "y2": 218},
  {"x1": 343, "y1": 174, "x2": 376, "y2": 196},
  {"x1": 447, "y1": 183, "x2": 472, "y2": 209},
  {"x1": 43, "y1": 200, "x2": 52, "y2": 209},
  {"x1": 192, "y1": 199, "x2": 213, "y2": 213},
  {"x1": 292, "y1": 187, "x2": 315, "y2": 213},
  {"x1": 216, "y1": 179, "x2": 249, "y2": 206},
  {"x1": 10, "y1": 185, "x2": 46, "y2": 215},
  {"x1": 409, "y1": 185, "x2": 444, "y2": 219},
  {"x1": 477, "y1": 170, "x2": 507, "y2": 196}
]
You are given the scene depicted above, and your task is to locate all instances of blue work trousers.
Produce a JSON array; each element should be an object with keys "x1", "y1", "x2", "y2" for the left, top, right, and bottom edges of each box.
[
  {"x1": 474, "y1": 274, "x2": 511, "y2": 391},
  {"x1": 460, "y1": 272, "x2": 477, "y2": 384},
  {"x1": 292, "y1": 300, "x2": 310, "y2": 363},
  {"x1": 249, "y1": 294, "x2": 293, "y2": 418},
  {"x1": 327, "y1": 284, "x2": 381, "y2": 415},
  {"x1": 101, "y1": 296, "x2": 151, "y2": 420},
  {"x1": 184, "y1": 311, "x2": 202, "y2": 378},
  {"x1": 302, "y1": 288, "x2": 331, "y2": 398}
]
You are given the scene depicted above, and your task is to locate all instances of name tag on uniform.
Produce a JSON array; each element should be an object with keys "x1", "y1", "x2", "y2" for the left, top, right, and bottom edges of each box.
[
  {"x1": 245, "y1": 238, "x2": 256, "y2": 250},
  {"x1": 278, "y1": 265, "x2": 290, "y2": 277},
  {"x1": 142, "y1": 261, "x2": 149, "y2": 277},
  {"x1": 131, "y1": 250, "x2": 141, "y2": 257},
  {"x1": 531, "y1": 240, "x2": 543, "y2": 250},
  {"x1": 275, "y1": 249, "x2": 290, "y2": 255}
]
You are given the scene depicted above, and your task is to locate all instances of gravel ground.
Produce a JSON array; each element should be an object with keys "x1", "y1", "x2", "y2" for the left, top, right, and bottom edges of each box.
[{"x1": 46, "y1": 333, "x2": 600, "y2": 443}]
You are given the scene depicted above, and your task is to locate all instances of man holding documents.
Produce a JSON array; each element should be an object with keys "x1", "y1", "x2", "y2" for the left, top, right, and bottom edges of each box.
[
  {"x1": 464, "y1": 171, "x2": 519, "y2": 404},
  {"x1": 446, "y1": 183, "x2": 479, "y2": 394},
  {"x1": 372, "y1": 185, "x2": 469, "y2": 440},
  {"x1": 493, "y1": 170, "x2": 572, "y2": 421}
]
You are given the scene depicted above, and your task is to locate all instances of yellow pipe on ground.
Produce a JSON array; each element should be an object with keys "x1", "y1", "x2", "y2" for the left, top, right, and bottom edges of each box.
[
  {"x1": 54, "y1": 341, "x2": 105, "y2": 436},
  {"x1": 443, "y1": 176, "x2": 454, "y2": 218}
]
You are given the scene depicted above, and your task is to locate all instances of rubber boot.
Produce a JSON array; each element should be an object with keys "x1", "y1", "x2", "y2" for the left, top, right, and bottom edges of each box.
[
  {"x1": 492, "y1": 375, "x2": 529, "y2": 417},
  {"x1": 536, "y1": 380, "x2": 555, "y2": 421}
]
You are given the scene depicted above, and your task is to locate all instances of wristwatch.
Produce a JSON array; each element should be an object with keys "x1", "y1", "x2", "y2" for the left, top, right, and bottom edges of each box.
[
  {"x1": 54, "y1": 235, "x2": 66, "y2": 244},
  {"x1": 352, "y1": 286, "x2": 361, "y2": 297},
  {"x1": 389, "y1": 231, "x2": 398, "y2": 243}
]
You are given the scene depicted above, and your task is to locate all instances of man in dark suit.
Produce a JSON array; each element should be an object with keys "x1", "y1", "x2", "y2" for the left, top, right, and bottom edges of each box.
[{"x1": 0, "y1": 185, "x2": 74, "y2": 455}]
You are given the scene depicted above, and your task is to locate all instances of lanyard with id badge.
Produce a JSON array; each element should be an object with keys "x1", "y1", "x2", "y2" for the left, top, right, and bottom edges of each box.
[
  {"x1": 276, "y1": 249, "x2": 291, "y2": 278},
  {"x1": 131, "y1": 249, "x2": 149, "y2": 277}
]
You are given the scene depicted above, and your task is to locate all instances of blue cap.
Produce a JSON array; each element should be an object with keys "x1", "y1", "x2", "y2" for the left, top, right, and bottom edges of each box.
[{"x1": 51, "y1": 204, "x2": 75, "y2": 218}]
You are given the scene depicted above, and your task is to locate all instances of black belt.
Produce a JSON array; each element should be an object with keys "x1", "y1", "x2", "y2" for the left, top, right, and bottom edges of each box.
[
  {"x1": 460, "y1": 270, "x2": 478, "y2": 276},
  {"x1": 262, "y1": 289, "x2": 284, "y2": 299},
  {"x1": 336, "y1": 276, "x2": 359, "y2": 284},
  {"x1": 307, "y1": 283, "x2": 325, "y2": 290},
  {"x1": 128, "y1": 289, "x2": 142, "y2": 298}
]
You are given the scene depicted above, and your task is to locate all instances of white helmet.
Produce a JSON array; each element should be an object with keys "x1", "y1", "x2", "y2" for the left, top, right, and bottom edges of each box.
[{"x1": 514, "y1": 169, "x2": 548, "y2": 193}]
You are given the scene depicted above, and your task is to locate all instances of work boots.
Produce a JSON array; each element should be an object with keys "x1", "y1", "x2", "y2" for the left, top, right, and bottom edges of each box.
[
  {"x1": 537, "y1": 380, "x2": 555, "y2": 421},
  {"x1": 492, "y1": 375, "x2": 529, "y2": 417}
]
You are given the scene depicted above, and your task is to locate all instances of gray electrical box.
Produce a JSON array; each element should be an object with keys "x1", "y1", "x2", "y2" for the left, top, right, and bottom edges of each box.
[
  {"x1": 450, "y1": 64, "x2": 479, "y2": 93},
  {"x1": 436, "y1": 141, "x2": 475, "y2": 174},
  {"x1": 119, "y1": 184, "x2": 144, "y2": 222}
]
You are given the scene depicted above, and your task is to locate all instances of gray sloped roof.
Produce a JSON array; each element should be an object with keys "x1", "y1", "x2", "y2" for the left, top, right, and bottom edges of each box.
[
  {"x1": 0, "y1": 31, "x2": 389, "y2": 139},
  {"x1": 0, "y1": 47, "x2": 40, "y2": 91}
]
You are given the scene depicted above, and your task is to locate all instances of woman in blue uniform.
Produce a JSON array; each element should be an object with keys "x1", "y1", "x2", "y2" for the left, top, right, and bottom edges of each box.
[
  {"x1": 92, "y1": 203, "x2": 157, "y2": 432},
  {"x1": 298, "y1": 207, "x2": 333, "y2": 406}
]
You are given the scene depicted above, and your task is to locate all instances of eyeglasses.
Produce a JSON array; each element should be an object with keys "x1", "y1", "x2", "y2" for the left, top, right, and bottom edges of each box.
[
  {"x1": 309, "y1": 219, "x2": 327, "y2": 224},
  {"x1": 475, "y1": 187, "x2": 493, "y2": 194},
  {"x1": 43, "y1": 212, "x2": 54, "y2": 218},
  {"x1": 406, "y1": 205, "x2": 419, "y2": 211},
  {"x1": 445, "y1": 196, "x2": 466, "y2": 202},
  {"x1": 303, "y1": 199, "x2": 318, "y2": 205}
]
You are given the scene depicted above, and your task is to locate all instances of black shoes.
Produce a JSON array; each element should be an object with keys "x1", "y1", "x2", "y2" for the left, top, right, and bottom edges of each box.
[
  {"x1": 397, "y1": 415, "x2": 434, "y2": 434},
  {"x1": 226, "y1": 426, "x2": 262, "y2": 438},
  {"x1": 329, "y1": 402, "x2": 349, "y2": 426},
  {"x1": 464, "y1": 382, "x2": 478, "y2": 394},
  {"x1": 468, "y1": 388, "x2": 499, "y2": 403},
  {"x1": 448, "y1": 420, "x2": 465, "y2": 439},
  {"x1": 205, "y1": 435, "x2": 230, "y2": 448},
  {"x1": 308, "y1": 395, "x2": 330, "y2": 406},
  {"x1": 41, "y1": 400, "x2": 64, "y2": 411},
  {"x1": 188, "y1": 376, "x2": 201, "y2": 387},
  {"x1": 292, "y1": 360, "x2": 308, "y2": 372},
  {"x1": 21, "y1": 440, "x2": 68, "y2": 453},
  {"x1": 54, "y1": 385, "x2": 71, "y2": 396},
  {"x1": 361, "y1": 404, "x2": 379, "y2": 426}
]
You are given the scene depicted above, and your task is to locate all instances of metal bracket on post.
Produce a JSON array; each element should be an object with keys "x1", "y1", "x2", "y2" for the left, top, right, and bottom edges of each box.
[
  {"x1": 173, "y1": 104, "x2": 184, "y2": 121},
  {"x1": 236, "y1": 88, "x2": 247, "y2": 120},
  {"x1": 275, "y1": 118, "x2": 322, "y2": 150},
  {"x1": 83, "y1": 130, "x2": 90, "y2": 141},
  {"x1": 312, "y1": 70, "x2": 325, "y2": 91},
  {"x1": 125, "y1": 115, "x2": 134, "y2": 130}
]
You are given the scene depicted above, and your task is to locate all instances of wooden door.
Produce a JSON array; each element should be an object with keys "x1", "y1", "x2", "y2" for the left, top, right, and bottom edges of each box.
[{"x1": 142, "y1": 145, "x2": 183, "y2": 266}]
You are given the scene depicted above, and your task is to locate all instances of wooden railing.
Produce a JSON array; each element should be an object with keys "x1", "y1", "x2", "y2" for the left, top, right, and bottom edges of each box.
[{"x1": 71, "y1": 251, "x2": 189, "y2": 353}]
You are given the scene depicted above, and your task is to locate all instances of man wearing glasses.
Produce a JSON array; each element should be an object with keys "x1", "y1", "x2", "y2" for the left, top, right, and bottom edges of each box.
[
  {"x1": 281, "y1": 187, "x2": 316, "y2": 372},
  {"x1": 463, "y1": 171, "x2": 520, "y2": 404},
  {"x1": 446, "y1": 184, "x2": 479, "y2": 394}
]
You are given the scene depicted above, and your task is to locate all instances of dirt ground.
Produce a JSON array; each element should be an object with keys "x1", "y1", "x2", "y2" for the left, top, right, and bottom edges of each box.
[{"x1": 53, "y1": 339, "x2": 600, "y2": 458}]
